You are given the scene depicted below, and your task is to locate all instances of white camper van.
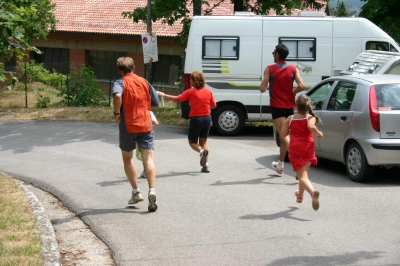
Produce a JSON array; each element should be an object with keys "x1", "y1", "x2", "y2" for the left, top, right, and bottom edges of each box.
[{"x1": 182, "y1": 12, "x2": 400, "y2": 135}]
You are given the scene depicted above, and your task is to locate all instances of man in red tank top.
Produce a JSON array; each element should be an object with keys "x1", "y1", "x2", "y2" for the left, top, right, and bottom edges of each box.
[{"x1": 260, "y1": 44, "x2": 305, "y2": 175}]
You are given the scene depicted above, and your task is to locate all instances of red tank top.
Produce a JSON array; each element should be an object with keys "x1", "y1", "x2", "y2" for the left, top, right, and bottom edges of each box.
[{"x1": 268, "y1": 62, "x2": 297, "y2": 109}]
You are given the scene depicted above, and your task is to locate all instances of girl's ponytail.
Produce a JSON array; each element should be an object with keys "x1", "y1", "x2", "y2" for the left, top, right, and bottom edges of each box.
[{"x1": 307, "y1": 104, "x2": 322, "y2": 124}]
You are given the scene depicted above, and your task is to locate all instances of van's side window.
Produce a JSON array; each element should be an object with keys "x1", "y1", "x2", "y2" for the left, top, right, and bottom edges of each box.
[
  {"x1": 202, "y1": 37, "x2": 239, "y2": 60},
  {"x1": 366, "y1": 41, "x2": 399, "y2": 52},
  {"x1": 279, "y1": 37, "x2": 316, "y2": 61}
]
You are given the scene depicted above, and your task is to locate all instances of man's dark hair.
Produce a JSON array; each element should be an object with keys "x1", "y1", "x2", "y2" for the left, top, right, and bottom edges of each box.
[{"x1": 275, "y1": 44, "x2": 289, "y2": 60}]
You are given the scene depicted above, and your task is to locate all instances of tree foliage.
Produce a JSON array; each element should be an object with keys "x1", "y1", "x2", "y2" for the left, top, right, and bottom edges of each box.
[
  {"x1": 0, "y1": 0, "x2": 57, "y2": 81},
  {"x1": 122, "y1": 0, "x2": 326, "y2": 46},
  {"x1": 332, "y1": 1, "x2": 349, "y2": 17},
  {"x1": 359, "y1": 0, "x2": 400, "y2": 43}
]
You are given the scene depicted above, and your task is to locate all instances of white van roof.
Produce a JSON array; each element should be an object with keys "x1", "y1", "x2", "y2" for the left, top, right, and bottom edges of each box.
[{"x1": 341, "y1": 50, "x2": 400, "y2": 76}]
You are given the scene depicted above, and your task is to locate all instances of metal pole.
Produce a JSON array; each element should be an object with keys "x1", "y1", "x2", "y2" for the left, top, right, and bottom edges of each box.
[
  {"x1": 146, "y1": 0, "x2": 152, "y2": 83},
  {"x1": 108, "y1": 59, "x2": 112, "y2": 107},
  {"x1": 25, "y1": 61, "x2": 27, "y2": 108}
]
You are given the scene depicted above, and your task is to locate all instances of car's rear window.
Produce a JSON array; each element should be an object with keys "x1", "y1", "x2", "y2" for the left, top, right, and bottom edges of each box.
[{"x1": 375, "y1": 84, "x2": 400, "y2": 110}]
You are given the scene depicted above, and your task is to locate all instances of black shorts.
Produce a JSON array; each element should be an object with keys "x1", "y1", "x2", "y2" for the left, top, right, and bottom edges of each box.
[
  {"x1": 188, "y1": 115, "x2": 212, "y2": 141},
  {"x1": 271, "y1": 107, "x2": 294, "y2": 120}
]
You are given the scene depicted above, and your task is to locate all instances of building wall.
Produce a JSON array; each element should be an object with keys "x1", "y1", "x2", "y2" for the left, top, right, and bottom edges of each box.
[
  {"x1": 0, "y1": 54, "x2": 29, "y2": 89},
  {"x1": 32, "y1": 33, "x2": 184, "y2": 78},
  {"x1": 70, "y1": 49, "x2": 86, "y2": 64},
  {"x1": 1, "y1": 33, "x2": 183, "y2": 89}
]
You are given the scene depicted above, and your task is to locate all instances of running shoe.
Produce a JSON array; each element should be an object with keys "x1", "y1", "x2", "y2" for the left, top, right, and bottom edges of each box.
[
  {"x1": 200, "y1": 150, "x2": 208, "y2": 167},
  {"x1": 312, "y1": 190, "x2": 320, "y2": 211},
  {"x1": 148, "y1": 191, "x2": 158, "y2": 212},
  {"x1": 128, "y1": 191, "x2": 143, "y2": 205},
  {"x1": 271, "y1": 161, "x2": 284, "y2": 174}
]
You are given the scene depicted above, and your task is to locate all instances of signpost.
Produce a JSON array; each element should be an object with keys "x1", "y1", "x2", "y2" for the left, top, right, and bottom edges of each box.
[
  {"x1": 144, "y1": 0, "x2": 157, "y2": 83},
  {"x1": 141, "y1": 32, "x2": 158, "y2": 65}
]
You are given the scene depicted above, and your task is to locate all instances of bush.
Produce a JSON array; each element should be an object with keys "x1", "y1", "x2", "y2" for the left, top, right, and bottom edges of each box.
[
  {"x1": 58, "y1": 66, "x2": 108, "y2": 107},
  {"x1": 36, "y1": 94, "x2": 51, "y2": 108},
  {"x1": 17, "y1": 60, "x2": 67, "y2": 88}
]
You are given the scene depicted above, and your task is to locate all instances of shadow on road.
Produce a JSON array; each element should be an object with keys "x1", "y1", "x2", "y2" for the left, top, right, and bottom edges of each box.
[
  {"x1": 267, "y1": 251, "x2": 384, "y2": 266},
  {"x1": 240, "y1": 207, "x2": 311, "y2": 222}
]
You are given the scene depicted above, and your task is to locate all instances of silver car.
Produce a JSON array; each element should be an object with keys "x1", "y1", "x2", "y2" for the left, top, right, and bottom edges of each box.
[{"x1": 303, "y1": 74, "x2": 400, "y2": 182}]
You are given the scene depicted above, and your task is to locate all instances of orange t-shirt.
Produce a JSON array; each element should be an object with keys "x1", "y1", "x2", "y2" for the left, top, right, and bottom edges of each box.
[
  {"x1": 178, "y1": 87, "x2": 216, "y2": 117},
  {"x1": 122, "y1": 73, "x2": 152, "y2": 133}
]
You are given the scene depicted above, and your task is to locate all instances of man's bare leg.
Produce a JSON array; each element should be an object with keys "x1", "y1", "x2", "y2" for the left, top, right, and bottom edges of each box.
[
  {"x1": 273, "y1": 117, "x2": 289, "y2": 162},
  {"x1": 121, "y1": 150, "x2": 138, "y2": 189}
]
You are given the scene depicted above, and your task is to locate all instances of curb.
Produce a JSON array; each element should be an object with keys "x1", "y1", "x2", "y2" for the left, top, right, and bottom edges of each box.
[{"x1": 17, "y1": 181, "x2": 61, "y2": 266}]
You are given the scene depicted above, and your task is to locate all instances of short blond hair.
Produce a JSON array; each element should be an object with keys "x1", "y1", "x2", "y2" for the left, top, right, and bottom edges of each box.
[{"x1": 116, "y1": 57, "x2": 134, "y2": 73}]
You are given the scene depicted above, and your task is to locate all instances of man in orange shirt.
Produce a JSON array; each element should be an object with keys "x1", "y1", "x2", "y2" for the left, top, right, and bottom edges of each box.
[{"x1": 113, "y1": 57, "x2": 159, "y2": 212}]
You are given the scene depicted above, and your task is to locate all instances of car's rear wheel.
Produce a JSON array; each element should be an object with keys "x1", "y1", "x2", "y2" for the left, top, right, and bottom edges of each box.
[
  {"x1": 346, "y1": 142, "x2": 374, "y2": 182},
  {"x1": 212, "y1": 105, "x2": 245, "y2": 136}
]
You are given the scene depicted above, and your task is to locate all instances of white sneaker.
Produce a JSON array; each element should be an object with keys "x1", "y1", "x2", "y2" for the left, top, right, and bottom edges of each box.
[
  {"x1": 271, "y1": 161, "x2": 284, "y2": 174},
  {"x1": 200, "y1": 150, "x2": 208, "y2": 167},
  {"x1": 201, "y1": 162, "x2": 210, "y2": 173},
  {"x1": 128, "y1": 191, "x2": 143, "y2": 205},
  {"x1": 148, "y1": 191, "x2": 158, "y2": 212},
  {"x1": 139, "y1": 171, "x2": 146, "y2": 178}
]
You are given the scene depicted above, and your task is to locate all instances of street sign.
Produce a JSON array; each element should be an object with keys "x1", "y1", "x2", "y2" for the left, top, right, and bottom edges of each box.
[{"x1": 141, "y1": 33, "x2": 158, "y2": 64}]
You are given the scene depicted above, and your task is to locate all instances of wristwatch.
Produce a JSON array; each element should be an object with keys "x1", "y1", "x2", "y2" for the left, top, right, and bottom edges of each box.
[{"x1": 114, "y1": 112, "x2": 120, "y2": 115}]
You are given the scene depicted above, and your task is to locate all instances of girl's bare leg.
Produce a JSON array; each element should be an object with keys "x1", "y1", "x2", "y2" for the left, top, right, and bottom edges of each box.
[{"x1": 295, "y1": 162, "x2": 314, "y2": 198}]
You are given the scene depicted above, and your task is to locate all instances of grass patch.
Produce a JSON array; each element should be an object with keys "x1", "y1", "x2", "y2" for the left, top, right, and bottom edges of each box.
[
  {"x1": 0, "y1": 82, "x2": 64, "y2": 109},
  {"x1": 0, "y1": 173, "x2": 44, "y2": 266},
  {"x1": 0, "y1": 105, "x2": 189, "y2": 126},
  {"x1": 0, "y1": 81, "x2": 271, "y2": 127}
]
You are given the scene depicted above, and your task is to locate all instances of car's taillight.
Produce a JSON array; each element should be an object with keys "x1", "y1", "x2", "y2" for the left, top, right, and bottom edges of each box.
[
  {"x1": 369, "y1": 85, "x2": 380, "y2": 132},
  {"x1": 183, "y1": 74, "x2": 191, "y2": 91}
]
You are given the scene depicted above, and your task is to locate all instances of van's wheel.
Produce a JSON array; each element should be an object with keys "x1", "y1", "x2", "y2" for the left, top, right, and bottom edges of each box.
[
  {"x1": 346, "y1": 142, "x2": 374, "y2": 182},
  {"x1": 212, "y1": 105, "x2": 245, "y2": 136}
]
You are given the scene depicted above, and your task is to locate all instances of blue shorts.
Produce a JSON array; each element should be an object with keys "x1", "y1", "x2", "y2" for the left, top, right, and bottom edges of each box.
[
  {"x1": 119, "y1": 128, "x2": 154, "y2": 152},
  {"x1": 188, "y1": 115, "x2": 211, "y2": 141},
  {"x1": 271, "y1": 107, "x2": 294, "y2": 120}
]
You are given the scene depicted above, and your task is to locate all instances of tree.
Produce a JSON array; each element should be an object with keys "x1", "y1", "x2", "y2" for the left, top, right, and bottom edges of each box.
[
  {"x1": 0, "y1": 0, "x2": 57, "y2": 81},
  {"x1": 329, "y1": 1, "x2": 357, "y2": 17},
  {"x1": 122, "y1": 0, "x2": 327, "y2": 46},
  {"x1": 359, "y1": 0, "x2": 400, "y2": 44},
  {"x1": 334, "y1": 1, "x2": 349, "y2": 17}
]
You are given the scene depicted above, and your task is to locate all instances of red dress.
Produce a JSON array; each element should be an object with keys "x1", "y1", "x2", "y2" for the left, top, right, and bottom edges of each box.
[{"x1": 289, "y1": 115, "x2": 318, "y2": 171}]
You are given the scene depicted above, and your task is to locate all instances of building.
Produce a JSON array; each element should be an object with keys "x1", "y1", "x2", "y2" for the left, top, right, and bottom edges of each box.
[{"x1": 1, "y1": 0, "x2": 327, "y2": 88}]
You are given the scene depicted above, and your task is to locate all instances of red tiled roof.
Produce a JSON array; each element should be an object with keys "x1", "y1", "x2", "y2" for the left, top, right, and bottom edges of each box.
[
  {"x1": 52, "y1": 0, "x2": 229, "y2": 37},
  {"x1": 52, "y1": 0, "x2": 326, "y2": 37}
]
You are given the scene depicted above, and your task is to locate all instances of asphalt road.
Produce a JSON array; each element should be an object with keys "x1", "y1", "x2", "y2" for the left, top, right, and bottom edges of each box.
[{"x1": 1, "y1": 120, "x2": 400, "y2": 266}]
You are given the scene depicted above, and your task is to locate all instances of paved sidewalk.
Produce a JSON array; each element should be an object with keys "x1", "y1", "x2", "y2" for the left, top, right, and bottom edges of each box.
[{"x1": 20, "y1": 180, "x2": 115, "y2": 265}]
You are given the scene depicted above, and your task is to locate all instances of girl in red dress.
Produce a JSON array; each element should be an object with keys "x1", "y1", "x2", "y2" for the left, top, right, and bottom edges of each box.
[{"x1": 280, "y1": 95, "x2": 323, "y2": 210}]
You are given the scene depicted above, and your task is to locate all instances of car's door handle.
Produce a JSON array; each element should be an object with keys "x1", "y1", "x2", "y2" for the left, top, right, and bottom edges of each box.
[{"x1": 340, "y1": 116, "x2": 347, "y2": 121}]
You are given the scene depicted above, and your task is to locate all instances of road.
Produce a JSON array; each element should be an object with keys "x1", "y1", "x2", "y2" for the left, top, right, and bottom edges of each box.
[{"x1": 0, "y1": 120, "x2": 399, "y2": 266}]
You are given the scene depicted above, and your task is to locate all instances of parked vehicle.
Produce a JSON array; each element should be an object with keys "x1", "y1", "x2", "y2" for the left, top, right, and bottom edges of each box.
[
  {"x1": 182, "y1": 12, "x2": 400, "y2": 136},
  {"x1": 341, "y1": 50, "x2": 400, "y2": 76},
  {"x1": 303, "y1": 74, "x2": 400, "y2": 182}
]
